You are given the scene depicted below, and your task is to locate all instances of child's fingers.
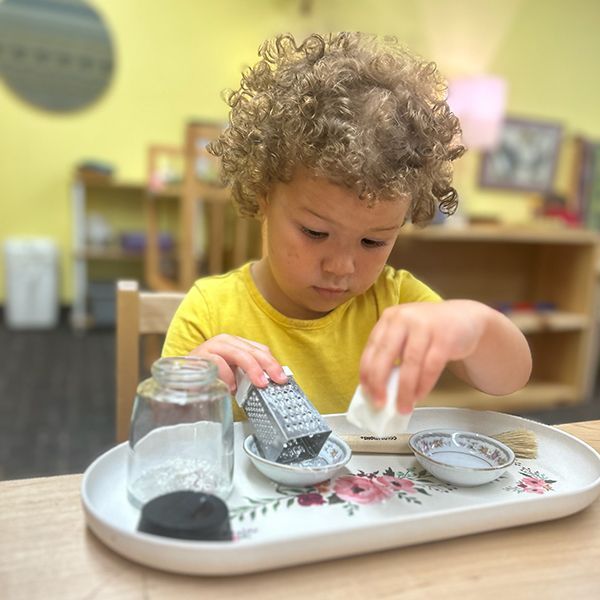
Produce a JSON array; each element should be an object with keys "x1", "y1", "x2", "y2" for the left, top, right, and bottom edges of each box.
[
  {"x1": 210, "y1": 344, "x2": 270, "y2": 388},
  {"x1": 360, "y1": 322, "x2": 407, "y2": 408},
  {"x1": 235, "y1": 341, "x2": 288, "y2": 385},
  {"x1": 239, "y1": 337, "x2": 271, "y2": 353},
  {"x1": 187, "y1": 349, "x2": 236, "y2": 392},
  {"x1": 395, "y1": 393, "x2": 415, "y2": 415},
  {"x1": 413, "y1": 345, "x2": 447, "y2": 404},
  {"x1": 197, "y1": 335, "x2": 287, "y2": 387},
  {"x1": 210, "y1": 334, "x2": 264, "y2": 355},
  {"x1": 394, "y1": 327, "x2": 432, "y2": 412},
  {"x1": 223, "y1": 336, "x2": 288, "y2": 384},
  {"x1": 207, "y1": 354, "x2": 237, "y2": 392}
]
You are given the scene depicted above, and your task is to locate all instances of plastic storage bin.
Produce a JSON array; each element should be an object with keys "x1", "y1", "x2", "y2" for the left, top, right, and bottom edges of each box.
[{"x1": 4, "y1": 238, "x2": 59, "y2": 329}]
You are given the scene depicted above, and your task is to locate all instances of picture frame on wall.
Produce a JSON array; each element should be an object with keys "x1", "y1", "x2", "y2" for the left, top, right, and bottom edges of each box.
[{"x1": 479, "y1": 117, "x2": 563, "y2": 192}]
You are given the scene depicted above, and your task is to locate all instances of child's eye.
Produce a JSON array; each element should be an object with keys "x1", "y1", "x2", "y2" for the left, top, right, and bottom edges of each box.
[
  {"x1": 362, "y1": 238, "x2": 387, "y2": 248},
  {"x1": 301, "y1": 226, "x2": 327, "y2": 240}
]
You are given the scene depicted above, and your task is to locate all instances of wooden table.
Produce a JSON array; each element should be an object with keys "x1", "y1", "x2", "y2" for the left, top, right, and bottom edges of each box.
[{"x1": 2, "y1": 420, "x2": 600, "y2": 599}]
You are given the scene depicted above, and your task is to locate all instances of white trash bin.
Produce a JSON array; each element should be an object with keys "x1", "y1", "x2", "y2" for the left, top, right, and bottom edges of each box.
[{"x1": 4, "y1": 238, "x2": 59, "y2": 329}]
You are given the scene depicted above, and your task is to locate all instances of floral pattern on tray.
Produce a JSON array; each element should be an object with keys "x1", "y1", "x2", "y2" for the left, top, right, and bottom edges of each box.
[
  {"x1": 503, "y1": 462, "x2": 556, "y2": 495},
  {"x1": 230, "y1": 465, "x2": 456, "y2": 521},
  {"x1": 230, "y1": 459, "x2": 559, "y2": 531}
]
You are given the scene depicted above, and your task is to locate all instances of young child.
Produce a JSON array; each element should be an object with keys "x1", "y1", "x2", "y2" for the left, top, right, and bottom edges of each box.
[{"x1": 163, "y1": 32, "x2": 532, "y2": 419}]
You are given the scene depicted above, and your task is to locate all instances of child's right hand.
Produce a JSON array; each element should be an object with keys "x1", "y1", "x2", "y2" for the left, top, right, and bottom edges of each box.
[{"x1": 187, "y1": 334, "x2": 288, "y2": 393}]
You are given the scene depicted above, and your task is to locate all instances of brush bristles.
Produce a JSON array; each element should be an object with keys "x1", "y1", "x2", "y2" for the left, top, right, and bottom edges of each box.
[{"x1": 493, "y1": 429, "x2": 538, "y2": 459}]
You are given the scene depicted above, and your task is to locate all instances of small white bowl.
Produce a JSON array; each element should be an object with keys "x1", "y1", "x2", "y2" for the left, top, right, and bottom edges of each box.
[
  {"x1": 408, "y1": 429, "x2": 515, "y2": 487},
  {"x1": 243, "y1": 434, "x2": 352, "y2": 487}
]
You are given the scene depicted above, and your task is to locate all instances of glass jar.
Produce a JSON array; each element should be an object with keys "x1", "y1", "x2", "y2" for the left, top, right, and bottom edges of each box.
[{"x1": 126, "y1": 356, "x2": 234, "y2": 508}]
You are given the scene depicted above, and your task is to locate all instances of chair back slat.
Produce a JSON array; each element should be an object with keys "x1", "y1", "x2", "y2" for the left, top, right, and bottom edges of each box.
[
  {"x1": 139, "y1": 292, "x2": 185, "y2": 334},
  {"x1": 116, "y1": 280, "x2": 184, "y2": 442}
]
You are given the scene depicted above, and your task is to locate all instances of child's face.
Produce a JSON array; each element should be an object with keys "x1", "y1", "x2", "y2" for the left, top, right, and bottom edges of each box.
[{"x1": 255, "y1": 171, "x2": 409, "y2": 319}]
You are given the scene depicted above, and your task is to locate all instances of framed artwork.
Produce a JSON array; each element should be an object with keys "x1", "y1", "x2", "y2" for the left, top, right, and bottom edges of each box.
[{"x1": 479, "y1": 117, "x2": 563, "y2": 192}]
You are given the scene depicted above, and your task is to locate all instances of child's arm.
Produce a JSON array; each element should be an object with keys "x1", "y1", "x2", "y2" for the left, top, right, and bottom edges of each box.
[
  {"x1": 188, "y1": 335, "x2": 288, "y2": 394},
  {"x1": 359, "y1": 300, "x2": 532, "y2": 413}
]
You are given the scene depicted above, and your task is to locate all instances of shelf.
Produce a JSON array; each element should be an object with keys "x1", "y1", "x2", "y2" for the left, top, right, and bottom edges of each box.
[
  {"x1": 77, "y1": 178, "x2": 179, "y2": 200},
  {"x1": 389, "y1": 228, "x2": 599, "y2": 412},
  {"x1": 148, "y1": 184, "x2": 182, "y2": 198},
  {"x1": 76, "y1": 247, "x2": 143, "y2": 261},
  {"x1": 508, "y1": 311, "x2": 590, "y2": 333},
  {"x1": 423, "y1": 382, "x2": 579, "y2": 412},
  {"x1": 75, "y1": 246, "x2": 175, "y2": 262},
  {"x1": 400, "y1": 224, "x2": 600, "y2": 245},
  {"x1": 149, "y1": 182, "x2": 230, "y2": 202},
  {"x1": 79, "y1": 179, "x2": 142, "y2": 192}
]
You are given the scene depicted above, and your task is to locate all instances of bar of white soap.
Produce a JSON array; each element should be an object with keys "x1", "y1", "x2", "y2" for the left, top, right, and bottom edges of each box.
[{"x1": 346, "y1": 367, "x2": 412, "y2": 436}]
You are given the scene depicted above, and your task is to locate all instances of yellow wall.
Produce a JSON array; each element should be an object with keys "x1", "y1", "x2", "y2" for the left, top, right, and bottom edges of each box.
[{"x1": 1, "y1": 0, "x2": 600, "y2": 302}]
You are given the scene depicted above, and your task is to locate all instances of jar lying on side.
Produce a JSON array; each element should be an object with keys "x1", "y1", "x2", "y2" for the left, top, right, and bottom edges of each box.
[{"x1": 127, "y1": 356, "x2": 234, "y2": 508}]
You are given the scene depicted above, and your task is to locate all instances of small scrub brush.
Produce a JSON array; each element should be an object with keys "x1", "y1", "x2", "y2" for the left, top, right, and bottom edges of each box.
[{"x1": 341, "y1": 428, "x2": 538, "y2": 460}]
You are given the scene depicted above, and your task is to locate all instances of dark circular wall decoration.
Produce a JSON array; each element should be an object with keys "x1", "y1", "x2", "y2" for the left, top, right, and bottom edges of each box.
[{"x1": 0, "y1": 0, "x2": 114, "y2": 112}]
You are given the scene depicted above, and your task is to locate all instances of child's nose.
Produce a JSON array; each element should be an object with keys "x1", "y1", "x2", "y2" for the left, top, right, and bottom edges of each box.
[{"x1": 322, "y1": 252, "x2": 355, "y2": 277}]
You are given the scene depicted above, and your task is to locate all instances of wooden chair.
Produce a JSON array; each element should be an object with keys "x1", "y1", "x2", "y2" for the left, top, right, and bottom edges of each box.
[
  {"x1": 144, "y1": 122, "x2": 262, "y2": 292},
  {"x1": 115, "y1": 279, "x2": 185, "y2": 442}
]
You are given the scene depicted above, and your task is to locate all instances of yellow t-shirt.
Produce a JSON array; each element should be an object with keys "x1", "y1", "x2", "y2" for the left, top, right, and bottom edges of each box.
[{"x1": 162, "y1": 262, "x2": 441, "y2": 419}]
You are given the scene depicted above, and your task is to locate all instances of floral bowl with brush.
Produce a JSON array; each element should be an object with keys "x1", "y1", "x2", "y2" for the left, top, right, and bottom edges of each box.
[{"x1": 408, "y1": 429, "x2": 515, "y2": 486}]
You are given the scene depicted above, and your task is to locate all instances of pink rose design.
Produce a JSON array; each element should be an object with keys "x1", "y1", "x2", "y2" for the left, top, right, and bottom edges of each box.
[
  {"x1": 333, "y1": 475, "x2": 393, "y2": 504},
  {"x1": 297, "y1": 492, "x2": 325, "y2": 506},
  {"x1": 519, "y1": 476, "x2": 550, "y2": 494},
  {"x1": 376, "y1": 475, "x2": 416, "y2": 493},
  {"x1": 522, "y1": 476, "x2": 544, "y2": 486}
]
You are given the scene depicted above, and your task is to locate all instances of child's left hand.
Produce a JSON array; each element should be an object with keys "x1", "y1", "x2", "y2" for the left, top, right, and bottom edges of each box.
[{"x1": 359, "y1": 300, "x2": 531, "y2": 414}]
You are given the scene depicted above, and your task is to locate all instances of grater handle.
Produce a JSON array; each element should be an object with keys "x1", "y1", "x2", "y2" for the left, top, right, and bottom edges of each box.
[
  {"x1": 234, "y1": 366, "x2": 294, "y2": 407},
  {"x1": 234, "y1": 368, "x2": 252, "y2": 408}
]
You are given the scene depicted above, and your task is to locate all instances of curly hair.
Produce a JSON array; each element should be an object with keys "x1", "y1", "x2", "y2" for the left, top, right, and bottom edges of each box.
[{"x1": 208, "y1": 32, "x2": 465, "y2": 225}]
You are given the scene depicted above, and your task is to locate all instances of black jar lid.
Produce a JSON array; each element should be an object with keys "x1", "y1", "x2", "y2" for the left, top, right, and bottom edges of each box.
[{"x1": 138, "y1": 491, "x2": 232, "y2": 541}]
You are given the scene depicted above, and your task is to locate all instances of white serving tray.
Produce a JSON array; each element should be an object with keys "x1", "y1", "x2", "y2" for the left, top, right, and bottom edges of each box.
[{"x1": 81, "y1": 408, "x2": 600, "y2": 575}]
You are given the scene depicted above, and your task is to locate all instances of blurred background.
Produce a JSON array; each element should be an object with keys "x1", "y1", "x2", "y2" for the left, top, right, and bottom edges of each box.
[{"x1": 1, "y1": 0, "x2": 600, "y2": 480}]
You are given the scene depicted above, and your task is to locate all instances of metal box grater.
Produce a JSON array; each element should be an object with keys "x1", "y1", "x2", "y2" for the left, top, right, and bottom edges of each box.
[{"x1": 236, "y1": 368, "x2": 332, "y2": 464}]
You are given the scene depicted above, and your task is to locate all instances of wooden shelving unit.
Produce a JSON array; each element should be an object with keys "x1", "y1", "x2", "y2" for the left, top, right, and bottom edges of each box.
[
  {"x1": 425, "y1": 380, "x2": 577, "y2": 412},
  {"x1": 71, "y1": 122, "x2": 262, "y2": 329},
  {"x1": 70, "y1": 176, "x2": 177, "y2": 330},
  {"x1": 144, "y1": 123, "x2": 262, "y2": 292},
  {"x1": 389, "y1": 224, "x2": 600, "y2": 412}
]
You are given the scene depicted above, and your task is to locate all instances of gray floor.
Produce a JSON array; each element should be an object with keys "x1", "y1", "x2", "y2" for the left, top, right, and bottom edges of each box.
[
  {"x1": 1, "y1": 317, "x2": 600, "y2": 481},
  {"x1": 0, "y1": 318, "x2": 115, "y2": 480}
]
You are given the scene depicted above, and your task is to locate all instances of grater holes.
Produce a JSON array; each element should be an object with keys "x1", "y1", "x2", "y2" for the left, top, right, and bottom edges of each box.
[{"x1": 242, "y1": 376, "x2": 332, "y2": 463}]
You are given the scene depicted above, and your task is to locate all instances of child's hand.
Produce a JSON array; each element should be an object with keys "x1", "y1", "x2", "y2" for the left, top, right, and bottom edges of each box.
[
  {"x1": 359, "y1": 301, "x2": 486, "y2": 414},
  {"x1": 188, "y1": 334, "x2": 288, "y2": 393}
]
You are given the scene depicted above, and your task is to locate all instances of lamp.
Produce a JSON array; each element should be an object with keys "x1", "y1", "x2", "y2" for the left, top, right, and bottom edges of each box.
[{"x1": 447, "y1": 76, "x2": 507, "y2": 150}]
